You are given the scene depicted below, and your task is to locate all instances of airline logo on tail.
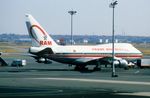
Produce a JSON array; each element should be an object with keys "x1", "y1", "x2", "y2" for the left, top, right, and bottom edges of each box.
[
  {"x1": 26, "y1": 14, "x2": 58, "y2": 47},
  {"x1": 29, "y1": 24, "x2": 52, "y2": 46}
]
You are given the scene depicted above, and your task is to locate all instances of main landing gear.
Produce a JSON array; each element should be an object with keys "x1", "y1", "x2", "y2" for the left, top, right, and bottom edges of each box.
[
  {"x1": 74, "y1": 61, "x2": 102, "y2": 71},
  {"x1": 74, "y1": 65, "x2": 88, "y2": 71},
  {"x1": 74, "y1": 65, "x2": 101, "y2": 71}
]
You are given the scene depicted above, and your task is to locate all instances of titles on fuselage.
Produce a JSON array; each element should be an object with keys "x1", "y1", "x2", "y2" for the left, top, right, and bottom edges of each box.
[
  {"x1": 40, "y1": 40, "x2": 52, "y2": 45},
  {"x1": 92, "y1": 48, "x2": 129, "y2": 51}
]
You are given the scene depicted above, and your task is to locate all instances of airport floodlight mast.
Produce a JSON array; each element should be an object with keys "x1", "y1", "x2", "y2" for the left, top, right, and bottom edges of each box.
[
  {"x1": 109, "y1": 0, "x2": 118, "y2": 77},
  {"x1": 68, "y1": 10, "x2": 77, "y2": 45}
]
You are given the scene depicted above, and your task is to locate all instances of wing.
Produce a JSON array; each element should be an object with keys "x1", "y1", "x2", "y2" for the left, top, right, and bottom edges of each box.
[
  {"x1": 74, "y1": 56, "x2": 122, "y2": 65},
  {"x1": 30, "y1": 48, "x2": 54, "y2": 56}
]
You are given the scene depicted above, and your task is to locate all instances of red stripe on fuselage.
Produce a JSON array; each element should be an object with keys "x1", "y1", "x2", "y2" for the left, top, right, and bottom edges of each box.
[{"x1": 53, "y1": 54, "x2": 142, "y2": 59}]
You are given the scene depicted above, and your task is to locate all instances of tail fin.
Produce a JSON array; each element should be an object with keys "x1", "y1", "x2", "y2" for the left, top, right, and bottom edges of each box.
[{"x1": 25, "y1": 14, "x2": 57, "y2": 47}]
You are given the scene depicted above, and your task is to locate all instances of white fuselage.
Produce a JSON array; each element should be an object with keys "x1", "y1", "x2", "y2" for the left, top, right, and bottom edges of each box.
[
  {"x1": 26, "y1": 14, "x2": 143, "y2": 67},
  {"x1": 30, "y1": 43, "x2": 142, "y2": 60}
]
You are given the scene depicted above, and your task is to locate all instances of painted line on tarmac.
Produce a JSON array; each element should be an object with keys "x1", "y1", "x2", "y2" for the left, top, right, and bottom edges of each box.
[
  {"x1": 117, "y1": 92, "x2": 150, "y2": 97},
  {"x1": 34, "y1": 77, "x2": 150, "y2": 86}
]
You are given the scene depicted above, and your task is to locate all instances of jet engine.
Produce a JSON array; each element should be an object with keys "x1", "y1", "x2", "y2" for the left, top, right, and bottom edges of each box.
[
  {"x1": 37, "y1": 57, "x2": 46, "y2": 63},
  {"x1": 36, "y1": 57, "x2": 52, "y2": 64},
  {"x1": 114, "y1": 59, "x2": 129, "y2": 69}
]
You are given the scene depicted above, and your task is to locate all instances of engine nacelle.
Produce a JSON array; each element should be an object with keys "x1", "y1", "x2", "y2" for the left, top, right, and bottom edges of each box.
[
  {"x1": 36, "y1": 57, "x2": 52, "y2": 64},
  {"x1": 114, "y1": 59, "x2": 128, "y2": 69},
  {"x1": 38, "y1": 58, "x2": 46, "y2": 63}
]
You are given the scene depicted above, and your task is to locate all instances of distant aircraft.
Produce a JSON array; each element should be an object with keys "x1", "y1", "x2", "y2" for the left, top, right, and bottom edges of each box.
[{"x1": 25, "y1": 14, "x2": 143, "y2": 71}]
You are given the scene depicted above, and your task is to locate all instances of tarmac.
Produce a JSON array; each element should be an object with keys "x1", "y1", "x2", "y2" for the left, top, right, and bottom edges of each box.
[{"x1": 0, "y1": 56, "x2": 150, "y2": 98}]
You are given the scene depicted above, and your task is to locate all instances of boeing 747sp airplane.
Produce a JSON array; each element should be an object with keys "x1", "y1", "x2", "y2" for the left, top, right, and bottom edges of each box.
[{"x1": 25, "y1": 14, "x2": 143, "y2": 71}]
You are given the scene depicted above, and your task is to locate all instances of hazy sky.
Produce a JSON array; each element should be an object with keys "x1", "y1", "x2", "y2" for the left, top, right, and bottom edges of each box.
[{"x1": 0, "y1": 0, "x2": 150, "y2": 36}]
